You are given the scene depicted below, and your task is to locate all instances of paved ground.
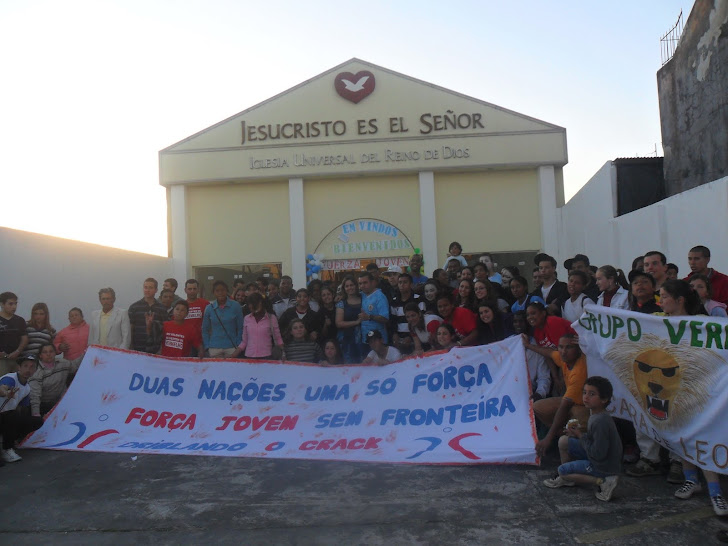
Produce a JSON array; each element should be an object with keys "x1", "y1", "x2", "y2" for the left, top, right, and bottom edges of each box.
[{"x1": 1, "y1": 448, "x2": 727, "y2": 545}]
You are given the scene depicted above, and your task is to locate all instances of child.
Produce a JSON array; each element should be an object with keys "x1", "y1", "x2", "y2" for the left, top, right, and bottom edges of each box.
[
  {"x1": 0, "y1": 354, "x2": 43, "y2": 463},
  {"x1": 442, "y1": 241, "x2": 467, "y2": 269},
  {"x1": 283, "y1": 319, "x2": 323, "y2": 363},
  {"x1": 363, "y1": 330, "x2": 402, "y2": 365},
  {"x1": 29, "y1": 343, "x2": 72, "y2": 417},
  {"x1": 148, "y1": 301, "x2": 203, "y2": 358},
  {"x1": 510, "y1": 276, "x2": 545, "y2": 313},
  {"x1": 562, "y1": 270, "x2": 591, "y2": 323},
  {"x1": 320, "y1": 339, "x2": 344, "y2": 365},
  {"x1": 543, "y1": 376, "x2": 622, "y2": 502}
]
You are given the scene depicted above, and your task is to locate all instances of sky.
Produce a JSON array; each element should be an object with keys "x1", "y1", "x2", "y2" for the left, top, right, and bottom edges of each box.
[{"x1": 0, "y1": 0, "x2": 691, "y2": 256}]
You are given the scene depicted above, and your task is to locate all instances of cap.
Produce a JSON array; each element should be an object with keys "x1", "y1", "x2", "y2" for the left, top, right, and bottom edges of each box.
[
  {"x1": 18, "y1": 353, "x2": 37, "y2": 362},
  {"x1": 366, "y1": 330, "x2": 383, "y2": 342},
  {"x1": 628, "y1": 269, "x2": 656, "y2": 286},
  {"x1": 384, "y1": 265, "x2": 402, "y2": 274},
  {"x1": 563, "y1": 254, "x2": 590, "y2": 270}
]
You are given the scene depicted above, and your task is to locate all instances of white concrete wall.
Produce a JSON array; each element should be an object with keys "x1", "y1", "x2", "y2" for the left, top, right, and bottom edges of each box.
[
  {"x1": 0, "y1": 228, "x2": 173, "y2": 329},
  {"x1": 557, "y1": 166, "x2": 728, "y2": 278}
]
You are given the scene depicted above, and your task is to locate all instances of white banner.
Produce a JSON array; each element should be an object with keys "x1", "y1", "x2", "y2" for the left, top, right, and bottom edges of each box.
[
  {"x1": 574, "y1": 304, "x2": 728, "y2": 475},
  {"x1": 24, "y1": 338, "x2": 537, "y2": 465}
]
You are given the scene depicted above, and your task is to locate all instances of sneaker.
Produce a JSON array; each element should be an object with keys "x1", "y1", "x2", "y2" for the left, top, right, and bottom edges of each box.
[
  {"x1": 1, "y1": 448, "x2": 22, "y2": 463},
  {"x1": 626, "y1": 458, "x2": 661, "y2": 477},
  {"x1": 711, "y1": 495, "x2": 728, "y2": 517},
  {"x1": 674, "y1": 480, "x2": 702, "y2": 499},
  {"x1": 667, "y1": 460, "x2": 684, "y2": 484},
  {"x1": 596, "y1": 475, "x2": 619, "y2": 501},
  {"x1": 543, "y1": 475, "x2": 575, "y2": 488}
]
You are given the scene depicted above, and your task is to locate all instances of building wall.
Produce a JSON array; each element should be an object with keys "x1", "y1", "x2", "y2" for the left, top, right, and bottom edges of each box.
[
  {"x1": 434, "y1": 170, "x2": 542, "y2": 259},
  {"x1": 0, "y1": 227, "x2": 172, "y2": 328},
  {"x1": 186, "y1": 181, "x2": 292, "y2": 271},
  {"x1": 558, "y1": 168, "x2": 728, "y2": 278},
  {"x1": 302, "y1": 175, "x2": 420, "y2": 256},
  {"x1": 658, "y1": 0, "x2": 728, "y2": 194}
]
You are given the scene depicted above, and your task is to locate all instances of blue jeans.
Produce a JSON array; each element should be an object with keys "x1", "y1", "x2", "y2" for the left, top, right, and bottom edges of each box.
[{"x1": 558, "y1": 438, "x2": 611, "y2": 478}]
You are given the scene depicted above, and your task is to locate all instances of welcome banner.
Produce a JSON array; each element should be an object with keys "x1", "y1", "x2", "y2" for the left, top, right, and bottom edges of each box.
[
  {"x1": 24, "y1": 337, "x2": 538, "y2": 464},
  {"x1": 575, "y1": 304, "x2": 728, "y2": 475}
]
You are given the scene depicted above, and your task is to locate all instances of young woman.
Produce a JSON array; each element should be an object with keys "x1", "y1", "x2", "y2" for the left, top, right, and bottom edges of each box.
[
  {"x1": 335, "y1": 276, "x2": 362, "y2": 363},
  {"x1": 460, "y1": 266, "x2": 474, "y2": 282},
  {"x1": 320, "y1": 339, "x2": 344, "y2": 365},
  {"x1": 283, "y1": 319, "x2": 323, "y2": 363},
  {"x1": 202, "y1": 280, "x2": 244, "y2": 358},
  {"x1": 562, "y1": 270, "x2": 591, "y2": 323},
  {"x1": 423, "y1": 279, "x2": 442, "y2": 314},
  {"x1": 432, "y1": 269, "x2": 450, "y2": 291},
  {"x1": 404, "y1": 301, "x2": 441, "y2": 354},
  {"x1": 500, "y1": 266, "x2": 519, "y2": 305},
  {"x1": 454, "y1": 279, "x2": 477, "y2": 312},
  {"x1": 307, "y1": 279, "x2": 323, "y2": 312},
  {"x1": 435, "y1": 323, "x2": 458, "y2": 351},
  {"x1": 25, "y1": 303, "x2": 56, "y2": 357},
  {"x1": 233, "y1": 288, "x2": 246, "y2": 307},
  {"x1": 29, "y1": 343, "x2": 71, "y2": 417},
  {"x1": 661, "y1": 280, "x2": 728, "y2": 516},
  {"x1": 510, "y1": 276, "x2": 545, "y2": 313},
  {"x1": 54, "y1": 307, "x2": 89, "y2": 374},
  {"x1": 319, "y1": 286, "x2": 338, "y2": 341},
  {"x1": 231, "y1": 293, "x2": 283, "y2": 360},
  {"x1": 595, "y1": 266, "x2": 629, "y2": 310},
  {"x1": 476, "y1": 302, "x2": 510, "y2": 345},
  {"x1": 474, "y1": 279, "x2": 510, "y2": 313},
  {"x1": 689, "y1": 274, "x2": 727, "y2": 317}
]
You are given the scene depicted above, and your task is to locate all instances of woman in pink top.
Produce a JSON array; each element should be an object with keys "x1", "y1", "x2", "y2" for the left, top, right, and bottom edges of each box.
[
  {"x1": 230, "y1": 293, "x2": 283, "y2": 360},
  {"x1": 54, "y1": 307, "x2": 89, "y2": 374}
]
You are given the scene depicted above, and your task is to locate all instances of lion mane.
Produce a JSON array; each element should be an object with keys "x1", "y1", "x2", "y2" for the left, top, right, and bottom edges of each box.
[{"x1": 604, "y1": 333, "x2": 723, "y2": 430}]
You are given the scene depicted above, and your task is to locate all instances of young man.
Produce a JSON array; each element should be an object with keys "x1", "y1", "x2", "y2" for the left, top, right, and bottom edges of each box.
[
  {"x1": 390, "y1": 273, "x2": 424, "y2": 354},
  {"x1": 479, "y1": 253, "x2": 502, "y2": 285},
  {"x1": 278, "y1": 289, "x2": 323, "y2": 341},
  {"x1": 0, "y1": 292, "x2": 28, "y2": 377},
  {"x1": 0, "y1": 354, "x2": 43, "y2": 463},
  {"x1": 408, "y1": 253, "x2": 428, "y2": 287},
  {"x1": 563, "y1": 254, "x2": 599, "y2": 301},
  {"x1": 531, "y1": 253, "x2": 569, "y2": 317},
  {"x1": 362, "y1": 330, "x2": 401, "y2": 365},
  {"x1": 148, "y1": 300, "x2": 203, "y2": 358},
  {"x1": 128, "y1": 278, "x2": 169, "y2": 353},
  {"x1": 272, "y1": 275, "x2": 296, "y2": 318},
  {"x1": 382, "y1": 265, "x2": 402, "y2": 296},
  {"x1": 684, "y1": 245, "x2": 728, "y2": 305},
  {"x1": 159, "y1": 289, "x2": 176, "y2": 319},
  {"x1": 523, "y1": 333, "x2": 590, "y2": 457},
  {"x1": 88, "y1": 287, "x2": 131, "y2": 349},
  {"x1": 643, "y1": 251, "x2": 668, "y2": 293},
  {"x1": 358, "y1": 272, "x2": 390, "y2": 355},
  {"x1": 436, "y1": 294, "x2": 478, "y2": 347},
  {"x1": 184, "y1": 279, "x2": 209, "y2": 346},
  {"x1": 446, "y1": 258, "x2": 462, "y2": 289},
  {"x1": 367, "y1": 262, "x2": 393, "y2": 303},
  {"x1": 543, "y1": 376, "x2": 622, "y2": 502}
]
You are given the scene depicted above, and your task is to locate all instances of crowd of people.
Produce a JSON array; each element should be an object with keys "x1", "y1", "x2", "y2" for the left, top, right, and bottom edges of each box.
[{"x1": 0, "y1": 243, "x2": 726, "y2": 517}]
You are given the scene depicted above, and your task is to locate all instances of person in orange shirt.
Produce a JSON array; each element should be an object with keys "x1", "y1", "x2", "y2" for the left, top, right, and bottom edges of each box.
[{"x1": 523, "y1": 333, "x2": 589, "y2": 457}]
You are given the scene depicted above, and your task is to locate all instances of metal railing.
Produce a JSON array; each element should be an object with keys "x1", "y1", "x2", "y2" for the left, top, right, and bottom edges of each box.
[{"x1": 660, "y1": 10, "x2": 684, "y2": 65}]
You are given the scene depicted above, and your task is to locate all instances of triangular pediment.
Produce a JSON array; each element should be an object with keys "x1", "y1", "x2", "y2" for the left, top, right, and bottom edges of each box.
[{"x1": 163, "y1": 58, "x2": 564, "y2": 153}]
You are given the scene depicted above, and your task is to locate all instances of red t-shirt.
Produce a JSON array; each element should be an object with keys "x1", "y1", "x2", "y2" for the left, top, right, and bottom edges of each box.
[
  {"x1": 533, "y1": 316, "x2": 576, "y2": 349},
  {"x1": 184, "y1": 298, "x2": 209, "y2": 334},
  {"x1": 444, "y1": 307, "x2": 477, "y2": 343},
  {"x1": 161, "y1": 321, "x2": 202, "y2": 358}
]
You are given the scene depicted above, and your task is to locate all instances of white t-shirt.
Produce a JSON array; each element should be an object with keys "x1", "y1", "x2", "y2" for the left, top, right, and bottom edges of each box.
[
  {"x1": 0, "y1": 372, "x2": 31, "y2": 412},
  {"x1": 562, "y1": 294, "x2": 588, "y2": 323},
  {"x1": 366, "y1": 346, "x2": 402, "y2": 365}
]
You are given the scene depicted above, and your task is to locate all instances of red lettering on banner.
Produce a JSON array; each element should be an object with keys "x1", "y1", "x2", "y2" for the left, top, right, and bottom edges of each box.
[
  {"x1": 124, "y1": 407, "x2": 196, "y2": 431},
  {"x1": 217, "y1": 415, "x2": 299, "y2": 432}
]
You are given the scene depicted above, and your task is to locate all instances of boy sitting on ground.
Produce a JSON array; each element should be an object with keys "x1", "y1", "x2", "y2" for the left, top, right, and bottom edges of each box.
[{"x1": 543, "y1": 376, "x2": 622, "y2": 501}]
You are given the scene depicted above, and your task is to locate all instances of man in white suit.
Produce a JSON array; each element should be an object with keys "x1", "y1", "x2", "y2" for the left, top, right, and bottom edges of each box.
[{"x1": 88, "y1": 287, "x2": 131, "y2": 349}]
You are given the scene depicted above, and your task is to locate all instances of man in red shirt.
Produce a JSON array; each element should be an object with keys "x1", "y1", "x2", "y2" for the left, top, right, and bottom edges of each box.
[
  {"x1": 436, "y1": 294, "x2": 478, "y2": 346},
  {"x1": 684, "y1": 245, "x2": 728, "y2": 305},
  {"x1": 149, "y1": 301, "x2": 203, "y2": 358},
  {"x1": 184, "y1": 279, "x2": 209, "y2": 355}
]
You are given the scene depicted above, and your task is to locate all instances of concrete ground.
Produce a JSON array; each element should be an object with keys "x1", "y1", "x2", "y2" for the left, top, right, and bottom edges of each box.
[{"x1": 1, "y1": 448, "x2": 726, "y2": 545}]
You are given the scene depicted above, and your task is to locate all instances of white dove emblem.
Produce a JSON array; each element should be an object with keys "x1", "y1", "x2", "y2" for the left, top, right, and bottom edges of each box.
[{"x1": 341, "y1": 75, "x2": 369, "y2": 92}]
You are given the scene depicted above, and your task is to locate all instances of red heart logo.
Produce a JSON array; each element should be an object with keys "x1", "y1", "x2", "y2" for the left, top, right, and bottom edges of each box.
[{"x1": 334, "y1": 71, "x2": 375, "y2": 103}]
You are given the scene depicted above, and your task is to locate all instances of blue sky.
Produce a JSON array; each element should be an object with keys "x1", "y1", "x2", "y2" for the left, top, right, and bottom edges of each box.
[{"x1": 0, "y1": 0, "x2": 690, "y2": 255}]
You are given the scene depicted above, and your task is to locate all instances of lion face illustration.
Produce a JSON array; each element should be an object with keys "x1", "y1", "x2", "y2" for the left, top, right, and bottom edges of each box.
[
  {"x1": 632, "y1": 349, "x2": 682, "y2": 421},
  {"x1": 605, "y1": 333, "x2": 722, "y2": 430}
]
